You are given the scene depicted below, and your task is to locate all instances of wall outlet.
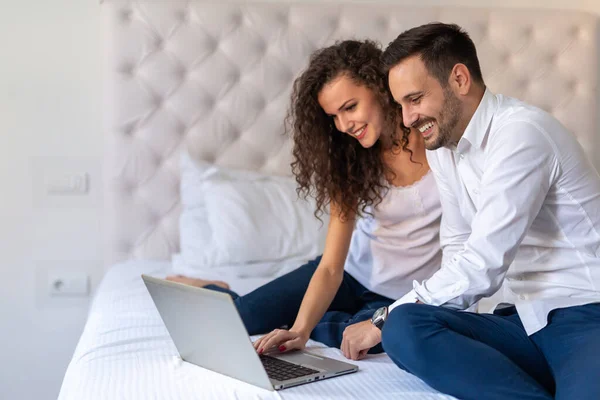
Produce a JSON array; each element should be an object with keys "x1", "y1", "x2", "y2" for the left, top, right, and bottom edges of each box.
[{"x1": 47, "y1": 269, "x2": 90, "y2": 296}]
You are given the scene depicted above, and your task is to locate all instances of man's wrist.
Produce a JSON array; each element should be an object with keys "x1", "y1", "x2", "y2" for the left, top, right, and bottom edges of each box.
[{"x1": 371, "y1": 323, "x2": 382, "y2": 340}]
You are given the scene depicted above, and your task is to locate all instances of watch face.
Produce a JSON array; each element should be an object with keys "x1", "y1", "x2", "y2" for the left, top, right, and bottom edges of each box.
[
  {"x1": 372, "y1": 306, "x2": 387, "y2": 329},
  {"x1": 373, "y1": 307, "x2": 386, "y2": 320}
]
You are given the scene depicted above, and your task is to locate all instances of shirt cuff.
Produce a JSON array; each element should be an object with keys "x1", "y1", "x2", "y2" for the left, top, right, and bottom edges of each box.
[
  {"x1": 388, "y1": 288, "x2": 420, "y2": 312},
  {"x1": 414, "y1": 264, "x2": 470, "y2": 307},
  {"x1": 388, "y1": 264, "x2": 473, "y2": 313}
]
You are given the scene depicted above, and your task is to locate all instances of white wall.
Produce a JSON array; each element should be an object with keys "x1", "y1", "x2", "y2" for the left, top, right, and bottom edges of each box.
[
  {"x1": 0, "y1": 1, "x2": 598, "y2": 399},
  {"x1": 0, "y1": 1, "x2": 103, "y2": 399}
]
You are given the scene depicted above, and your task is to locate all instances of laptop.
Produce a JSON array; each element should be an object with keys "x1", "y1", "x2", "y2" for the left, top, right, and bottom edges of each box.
[{"x1": 141, "y1": 274, "x2": 358, "y2": 390}]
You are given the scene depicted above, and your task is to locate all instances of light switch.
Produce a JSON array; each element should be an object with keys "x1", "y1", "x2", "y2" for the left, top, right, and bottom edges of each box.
[{"x1": 45, "y1": 172, "x2": 89, "y2": 195}]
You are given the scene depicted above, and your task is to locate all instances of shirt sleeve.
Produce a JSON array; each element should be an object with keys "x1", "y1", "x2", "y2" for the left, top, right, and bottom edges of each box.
[
  {"x1": 430, "y1": 148, "x2": 473, "y2": 267},
  {"x1": 392, "y1": 121, "x2": 560, "y2": 312}
]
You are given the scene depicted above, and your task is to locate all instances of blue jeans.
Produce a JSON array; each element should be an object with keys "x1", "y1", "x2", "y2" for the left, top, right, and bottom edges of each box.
[
  {"x1": 381, "y1": 302, "x2": 600, "y2": 400},
  {"x1": 205, "y1": 256, "x2": 393, "y2": 352}
]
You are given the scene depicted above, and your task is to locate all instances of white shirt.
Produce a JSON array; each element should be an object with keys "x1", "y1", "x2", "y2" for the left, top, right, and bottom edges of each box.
[
  {"x1": 389, "y1": 89, "x2": 600, "y2": 335},
  {"x1": 344, "y1": 171, "x2": 442, "y2": 300}
]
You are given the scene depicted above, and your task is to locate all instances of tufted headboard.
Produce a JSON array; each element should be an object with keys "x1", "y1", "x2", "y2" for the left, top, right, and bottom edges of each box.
[{"x1": 102, "y1": 0, "x2": 599, "y2": 265}]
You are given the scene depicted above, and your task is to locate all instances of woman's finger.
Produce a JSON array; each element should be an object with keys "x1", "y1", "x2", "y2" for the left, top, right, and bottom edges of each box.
[
  {"x1": 279, "y1": 336, "x2": 306, "y2": 353},
  {"x1": 262, "y1": 331, "x2": 294, "y2": 353},
  {"x1": 254, "y1": 331, "x2": 276, "y2": 352},
  {"x1": 255, "y1": 331, "x2": 278, "y2": 352},
  {"x1": 261, "y1": 333, "x2": 287, "y2": 353},
  {"x1": 253, "y1": 334, "x2": 267, "y2": 350}
]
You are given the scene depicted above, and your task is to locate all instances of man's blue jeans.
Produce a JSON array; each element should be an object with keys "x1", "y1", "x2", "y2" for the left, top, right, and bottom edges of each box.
[
  {"x1": 381, "y1": 302, "x2": 600, "y2": 399},
  {"x1": 206, "y1": 256, "x2": 393, "y2": 352}
]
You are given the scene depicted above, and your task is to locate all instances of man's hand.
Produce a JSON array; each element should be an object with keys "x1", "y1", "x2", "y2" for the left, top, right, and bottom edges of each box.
[{"x1": 341, "y1": 320, "x2": 382, "y2": 360}]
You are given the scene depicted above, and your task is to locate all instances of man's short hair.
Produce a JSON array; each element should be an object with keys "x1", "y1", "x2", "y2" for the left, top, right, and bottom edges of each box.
[{"x1": 382, "y1": 22, "x2": 485, "y2": 87}]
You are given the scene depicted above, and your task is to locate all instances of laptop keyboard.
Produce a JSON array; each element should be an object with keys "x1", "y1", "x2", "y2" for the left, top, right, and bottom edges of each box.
[{"x1": 260, "y1": 355, "x2": 319, "y2": 381}]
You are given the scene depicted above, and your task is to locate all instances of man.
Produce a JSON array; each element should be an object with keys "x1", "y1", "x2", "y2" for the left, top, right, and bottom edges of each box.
[{"x1": 341, "y1": 23, "x2": 600, "y2": 399}]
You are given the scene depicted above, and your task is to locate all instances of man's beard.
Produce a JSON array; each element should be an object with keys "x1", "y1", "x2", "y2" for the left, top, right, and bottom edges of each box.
[{"x1": 424, "y1": 86, "x2": 462, "y2": 151}]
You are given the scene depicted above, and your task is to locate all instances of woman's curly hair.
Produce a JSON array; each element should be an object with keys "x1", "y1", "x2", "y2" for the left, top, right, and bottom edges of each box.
[{"x1": 286, "y1": 40, "x2": 410, "y2": 221}]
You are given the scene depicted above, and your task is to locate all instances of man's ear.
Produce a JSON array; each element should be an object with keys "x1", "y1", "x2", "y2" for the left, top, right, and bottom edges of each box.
[{"x1": 449, "y1": 63, "x2": 471, "y2": 95}]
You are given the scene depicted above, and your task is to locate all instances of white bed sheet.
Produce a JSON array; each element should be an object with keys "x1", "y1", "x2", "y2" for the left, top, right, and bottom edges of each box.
[{"x1": 59, "y1": 260, "x2": 456, "y2": 400}]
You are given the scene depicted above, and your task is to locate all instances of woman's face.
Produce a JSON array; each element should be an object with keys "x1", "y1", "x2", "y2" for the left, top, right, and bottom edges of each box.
[{"x1": 317, "y1": 74, "x2": 385, "y2": 148}]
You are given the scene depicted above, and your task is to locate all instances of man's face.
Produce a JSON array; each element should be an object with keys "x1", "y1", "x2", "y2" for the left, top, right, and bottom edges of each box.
[{"x1": 388, "y1": 56, "x2": 462, "y2": 150}]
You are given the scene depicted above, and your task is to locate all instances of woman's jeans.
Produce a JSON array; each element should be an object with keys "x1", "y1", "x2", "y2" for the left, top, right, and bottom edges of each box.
[{"x1": 205, "y1": 256, "x2": 393, "y2": 353}]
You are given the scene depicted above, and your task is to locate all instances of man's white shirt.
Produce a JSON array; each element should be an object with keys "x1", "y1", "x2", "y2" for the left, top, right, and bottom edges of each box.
[{"x1": 390, "y1": 89, "x2": 600, "y2": 335}]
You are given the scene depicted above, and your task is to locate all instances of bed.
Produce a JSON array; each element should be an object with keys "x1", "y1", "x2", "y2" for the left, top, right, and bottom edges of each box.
[{"x1": 59, "y1": 1, "x2": 599, "y2": 399}]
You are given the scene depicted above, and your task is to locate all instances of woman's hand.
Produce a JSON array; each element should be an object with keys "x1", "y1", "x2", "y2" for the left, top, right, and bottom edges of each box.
[{"x1": 253, "y1": 328, "x2": 310, "y2": 354}]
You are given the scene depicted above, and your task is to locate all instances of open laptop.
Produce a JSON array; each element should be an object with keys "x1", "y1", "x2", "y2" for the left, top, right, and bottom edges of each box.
[{"x1": 142, "y1": 275, "x2": 358, "y2": 390}]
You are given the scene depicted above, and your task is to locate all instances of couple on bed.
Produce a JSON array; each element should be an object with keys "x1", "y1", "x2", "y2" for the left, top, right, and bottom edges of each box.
[{"x1": 168, "y1": 23, "x2": 600, "y2": 399}]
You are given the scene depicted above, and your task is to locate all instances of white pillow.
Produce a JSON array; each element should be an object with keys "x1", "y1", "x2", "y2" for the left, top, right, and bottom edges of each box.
[{"x1": 176, "y1": 153, "x2": 328, "y2": 273}]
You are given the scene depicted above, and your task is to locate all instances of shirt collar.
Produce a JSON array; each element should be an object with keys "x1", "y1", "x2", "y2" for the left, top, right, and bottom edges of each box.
[{"x1": 456, "y1": 88, "x2": 498, "y2": 154}]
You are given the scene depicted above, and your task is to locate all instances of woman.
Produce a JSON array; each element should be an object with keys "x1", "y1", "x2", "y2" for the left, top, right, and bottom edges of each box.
[{"x1": 167, "y1": 40, "x2": 441, "y2": 360}]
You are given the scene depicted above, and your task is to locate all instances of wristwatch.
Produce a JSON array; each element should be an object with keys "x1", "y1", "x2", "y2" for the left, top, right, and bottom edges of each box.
[{"x1": 371, "y1": 306, "x2": 388, "y2": 330}]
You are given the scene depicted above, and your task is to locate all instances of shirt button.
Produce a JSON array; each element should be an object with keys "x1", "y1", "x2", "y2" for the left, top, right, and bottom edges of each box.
[{"x1": 519, "y1": 294, "x2": 528, "y2": 300}]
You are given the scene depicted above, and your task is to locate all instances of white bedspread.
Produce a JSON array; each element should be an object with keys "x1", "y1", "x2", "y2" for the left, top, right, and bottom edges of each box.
[{"x1": 59, "y1": 260, "x2": 456, "y2": 400}]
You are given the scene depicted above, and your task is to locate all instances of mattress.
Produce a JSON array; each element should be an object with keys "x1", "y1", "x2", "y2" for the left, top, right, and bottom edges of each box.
[{"x1": 58, "y1": 260, "x2": 456, "y2": 400}]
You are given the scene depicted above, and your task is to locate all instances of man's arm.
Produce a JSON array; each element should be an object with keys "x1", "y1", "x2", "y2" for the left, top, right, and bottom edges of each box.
[{"x1": 391, "y1": 121, "x2": 560, "y2": 311}]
